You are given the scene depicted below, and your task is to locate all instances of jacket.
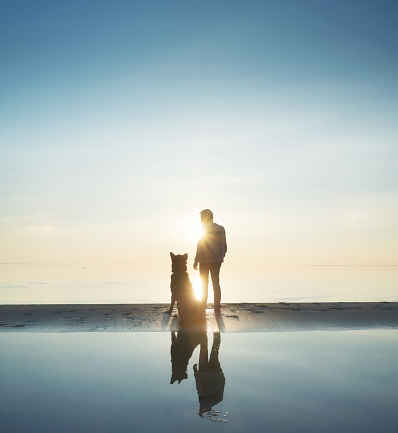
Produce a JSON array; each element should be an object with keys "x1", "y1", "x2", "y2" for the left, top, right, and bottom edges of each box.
[{"x1": 194, "y1": 222, "x2": 227, "y2": 264}]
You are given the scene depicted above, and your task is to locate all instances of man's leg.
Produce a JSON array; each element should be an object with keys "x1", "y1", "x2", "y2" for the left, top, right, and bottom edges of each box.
[
  {"x1": 199, "y1": 263, "x2": 210, "y2": 307},
  {"x1": 198, "y1": 333, "x2": 209, "y2": 371},
  {"x1": 209, "y1": 262, "x2": 222, "y2": 312},
  {"x1": 208, "y1": 332, "x2": 222, "y2": 372}
]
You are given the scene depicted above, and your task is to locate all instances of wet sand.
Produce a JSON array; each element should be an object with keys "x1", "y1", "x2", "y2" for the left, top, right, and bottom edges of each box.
[{"x1": 1, "y1": 302, "x2": 397, "y2": 332}]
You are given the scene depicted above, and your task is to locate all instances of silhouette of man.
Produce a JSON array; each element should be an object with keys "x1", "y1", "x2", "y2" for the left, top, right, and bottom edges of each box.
[{"x1": 193, "y1": 209, "x2": 227, "y2": 313}]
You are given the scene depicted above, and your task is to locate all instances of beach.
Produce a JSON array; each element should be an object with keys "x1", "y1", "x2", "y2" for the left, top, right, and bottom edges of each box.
[{"x1": 1, "y1": 302, "x2": 397, "y2": 332}]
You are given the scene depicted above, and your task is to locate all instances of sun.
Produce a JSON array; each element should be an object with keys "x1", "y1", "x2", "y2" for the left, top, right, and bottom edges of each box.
[{"x1": 184, "y1": 218, "x2": 204, "y2": 242}]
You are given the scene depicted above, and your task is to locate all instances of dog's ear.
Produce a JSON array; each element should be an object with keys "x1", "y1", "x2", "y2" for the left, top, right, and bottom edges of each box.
[
  {"x1": 170, "y1": 372, "x2": 188, "y2": 384},
  {"x1": 182, "y1": 253, "x2": 188, "y2": 260},
  {"x1": 170, "y1": 252, "x2": 175, "y2": 259}
]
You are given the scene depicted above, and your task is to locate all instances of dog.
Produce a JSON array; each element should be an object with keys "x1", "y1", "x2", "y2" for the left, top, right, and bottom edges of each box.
[{"x1": 168, "y1": 252, "x2": 204, "y2": 326}]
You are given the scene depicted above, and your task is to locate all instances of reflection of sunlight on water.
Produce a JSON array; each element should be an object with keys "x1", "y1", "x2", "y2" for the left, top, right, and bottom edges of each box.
[
  {"x1": 192, "y1": 275, "x2": 202, "y2": 301},
  {"x1": 201, "y1": 410, "x2": 228, "y2": 423},
  {"x1": 3, "y1": 264, "x2": 397, "y2": 304}
]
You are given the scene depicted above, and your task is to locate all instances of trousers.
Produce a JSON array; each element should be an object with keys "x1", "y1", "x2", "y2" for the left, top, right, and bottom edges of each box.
[{"x1": 199, "y1": 262, "x2": 222, "y2": 307}]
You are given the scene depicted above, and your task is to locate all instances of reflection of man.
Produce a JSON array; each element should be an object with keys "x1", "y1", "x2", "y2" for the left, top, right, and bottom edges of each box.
[
  {"x1": 169, "y1": 331, "x2": 226, "y2": 419},
  {"x1": 193, "y1": 332, "x2": 225, "y2": 417},
  {"x1": 193, "y1": 209, "x2": 227, "y2": 314}
]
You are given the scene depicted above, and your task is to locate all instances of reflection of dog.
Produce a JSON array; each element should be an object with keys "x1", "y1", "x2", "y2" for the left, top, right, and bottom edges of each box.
[
  {"x1": 168, "y1": 252, "x2": 203, "y2": 326},
  {"x1": 170, "y1": 331, "x2": 204, "y2": 384}
]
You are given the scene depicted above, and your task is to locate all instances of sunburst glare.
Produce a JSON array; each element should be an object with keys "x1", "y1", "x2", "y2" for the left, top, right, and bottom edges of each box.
[{"x1": 192, "y1": 275, "x2": 202, "y2": 301}]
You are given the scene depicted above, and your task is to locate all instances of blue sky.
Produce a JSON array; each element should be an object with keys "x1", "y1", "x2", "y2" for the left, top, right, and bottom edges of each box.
[{"x1": 1, "y1": 0, "x2": 397, "y2": 276}]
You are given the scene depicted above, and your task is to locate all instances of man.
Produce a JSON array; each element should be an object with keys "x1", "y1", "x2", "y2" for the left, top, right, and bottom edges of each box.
[{"x1": 193, "y1": 209, "x2": 227, "y2": 314}]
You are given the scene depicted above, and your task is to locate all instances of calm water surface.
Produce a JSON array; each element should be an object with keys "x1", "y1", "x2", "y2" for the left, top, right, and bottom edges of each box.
[
  {"x1": 1, "y1": 330, "x2": 398, "y2": 433},
  {"x1": 1, "y1": 264, "x2": 398, "y2": 304}
]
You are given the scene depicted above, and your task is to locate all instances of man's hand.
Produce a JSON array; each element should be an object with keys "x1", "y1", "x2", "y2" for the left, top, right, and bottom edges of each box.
[{"x1": 193, "y1": 260, "x2": 198, "y2": 270}]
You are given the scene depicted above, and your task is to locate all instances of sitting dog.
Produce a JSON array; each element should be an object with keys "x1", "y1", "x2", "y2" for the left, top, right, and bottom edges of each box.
[{"x1": 168, "y1": 252, "x2": 204, "y2": 326}]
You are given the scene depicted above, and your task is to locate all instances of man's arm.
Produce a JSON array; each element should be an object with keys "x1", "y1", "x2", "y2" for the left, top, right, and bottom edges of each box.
[{"x1": 194, "y1": 240, "x2": 201, "y2": 270}]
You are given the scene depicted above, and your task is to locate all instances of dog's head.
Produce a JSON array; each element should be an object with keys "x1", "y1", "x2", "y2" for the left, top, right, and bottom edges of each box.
[{"x1": 170, "y1": 252, "x2": 188, "y2": 273}]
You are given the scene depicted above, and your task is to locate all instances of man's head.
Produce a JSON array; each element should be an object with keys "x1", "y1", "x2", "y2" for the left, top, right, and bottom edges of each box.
[{"x1": 200, "y1": 209, "x2": 213, "y2": 224}]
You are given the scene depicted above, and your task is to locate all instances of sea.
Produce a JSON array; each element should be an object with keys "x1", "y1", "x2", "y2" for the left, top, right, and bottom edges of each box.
[
  {"x1": 1, "y1": 330, "x2": 398, "y2": 432},
  {"x1": 1, "y1": 264, "x2": 397, "y2": 304}
]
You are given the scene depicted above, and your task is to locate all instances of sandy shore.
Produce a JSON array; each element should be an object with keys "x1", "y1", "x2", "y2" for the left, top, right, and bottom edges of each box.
[{"x1": 0, "y1": 302, "x2": 397, "y2": 332}]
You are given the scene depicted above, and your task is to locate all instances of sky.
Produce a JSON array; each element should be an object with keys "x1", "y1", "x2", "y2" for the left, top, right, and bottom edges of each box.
[{"x1": 1, "y1": 0, "x2": 397, "y2": 277}]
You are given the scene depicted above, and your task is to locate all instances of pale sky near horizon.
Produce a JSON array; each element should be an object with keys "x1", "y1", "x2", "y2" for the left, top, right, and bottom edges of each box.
[{"x1": 1, "y1": 0, "x2": 397, "y2": 278}]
